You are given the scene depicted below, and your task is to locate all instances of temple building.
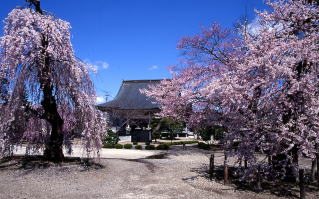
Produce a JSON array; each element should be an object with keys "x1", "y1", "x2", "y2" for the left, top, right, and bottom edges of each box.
[{"x1": 97, "y1": 80, "x2": 161, "y2": 141}]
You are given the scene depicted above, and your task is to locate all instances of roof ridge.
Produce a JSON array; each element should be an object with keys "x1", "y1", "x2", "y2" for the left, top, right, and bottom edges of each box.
[{"x1": 122, "y1": 79, "x2": 163, "y2": 83}]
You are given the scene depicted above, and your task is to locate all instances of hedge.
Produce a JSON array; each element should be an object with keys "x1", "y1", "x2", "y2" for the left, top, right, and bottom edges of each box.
[
  {"x1": 156, "y1": 144, "x2": 170, "y2": 150},
  {"x1": 145, "y1": 145, "x2": 156, "y2": 150},
  {"x1": 124, "y1": 144, "x2": 133, "y2": 149},
  {"x1": 165, "y1": 140, "x2": 199, "y2": 146},
  {"x1": 115, "y1": 144, "x2": 123, "y2": 149},
  {"x1": 103, "y1": 143, "x2": 113, "y2": 148}
]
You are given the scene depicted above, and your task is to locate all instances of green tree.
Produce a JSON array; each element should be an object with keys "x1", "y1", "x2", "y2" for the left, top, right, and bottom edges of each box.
[
  {"x1": 153, "y1": 117, "x2": 184, "y2": 143},
  {"x1": 103, "y1": 130, "x2": 119, "y2": 146},
  {"x1": 197, "y1": 126, "x2": 224, "y2": 142}
]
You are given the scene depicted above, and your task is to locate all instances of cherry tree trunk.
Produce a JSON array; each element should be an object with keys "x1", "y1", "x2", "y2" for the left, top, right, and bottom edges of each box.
[
  {"x1": 43, "y1": 119, "x2": 64, "y2": 162},
  {"x1": 40, "y1": 56, "x2": 64, "y2": 162},
  {"x1": 41, "y1": 84, "x2": 64, "y2": 162}
]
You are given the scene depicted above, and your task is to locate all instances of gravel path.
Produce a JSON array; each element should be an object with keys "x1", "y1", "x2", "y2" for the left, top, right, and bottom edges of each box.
[
  {"x1": 0, "y1": 145, "x2": 318, "y2": 199},
  {"x1": 12, "y1": 145, "x2": 158, "y2": 160}
]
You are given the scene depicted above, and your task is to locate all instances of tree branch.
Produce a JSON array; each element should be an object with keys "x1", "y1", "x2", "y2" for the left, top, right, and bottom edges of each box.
[{"x1": 26, "y1": 0, "x2": 43, "y2": 14}]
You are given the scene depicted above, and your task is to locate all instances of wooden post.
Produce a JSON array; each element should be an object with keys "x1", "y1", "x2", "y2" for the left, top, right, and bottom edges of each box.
[
  {"x1": 310, "y1": 158, "x2": 316, "y2": 182},
  {"x1": 317, "y1": 152, "x2": 319, "y2": 188},
  {"x1": 209, "y1": 154, "x2": 214, "y2": 180},
  {"x1": 268, "y1": 155, "x2": 272, "y2": 164},
  {"x1": 299, "y1": 169, "x2": 305, "y2": 199},
  {"x1": 224, "y1": 153, "x2": 229, "y2": 184},
  {"x1": 244, "y1": 159, "x2": 248, "y2": 169},
  {"x1": 256, "y1": 166, "x2": 262, "y2": 192}
]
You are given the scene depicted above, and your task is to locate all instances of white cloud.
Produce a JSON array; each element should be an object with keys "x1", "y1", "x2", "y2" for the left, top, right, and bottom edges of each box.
[
  {"x1": 149, "y1": 65, "x2": 158, "y2": 70},
  {"x1": 97, "y1": 61, "x2": 109, "y2": 69},
  {"x1": 84, "y1": 59, "x2": 109, "y2": 72},
  {"x1": 96, "y1": 96, "x2": 106, "y2": 104}
]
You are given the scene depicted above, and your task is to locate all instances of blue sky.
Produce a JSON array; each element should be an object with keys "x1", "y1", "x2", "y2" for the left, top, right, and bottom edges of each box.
[{"x1": 1, "y1": 0, "x2": 267, "y2": 103}]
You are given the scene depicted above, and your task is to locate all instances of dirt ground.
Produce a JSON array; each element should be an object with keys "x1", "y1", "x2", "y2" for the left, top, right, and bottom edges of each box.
[{"x1": 0, "y1": 145, "x2": 318, "y2": 199}]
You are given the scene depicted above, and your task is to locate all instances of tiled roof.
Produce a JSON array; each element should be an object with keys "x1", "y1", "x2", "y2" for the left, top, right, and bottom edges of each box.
[{"x1": 97, "y1": 79, "x2": 162, "y2": 110}]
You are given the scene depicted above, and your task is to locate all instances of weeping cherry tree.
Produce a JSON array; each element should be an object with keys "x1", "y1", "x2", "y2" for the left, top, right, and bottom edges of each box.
[{"x1": 0, "y1": 0, "x2": 106, "y2": 162}]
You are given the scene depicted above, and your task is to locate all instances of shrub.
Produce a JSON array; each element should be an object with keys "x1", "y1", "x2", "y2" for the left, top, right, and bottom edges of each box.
[
  {"x1": 135, "y1": 145, "x2": 142, "y2": 150},
  {"x1": 103, "y1": 143, "x2": 114, "y2": 148},
  {"x1": 156, "y1": 144, "x2": 170, "y2": 150},
  {"x1": 198, "y1": 142, "x2": 210, "y2": 150},
  {"x1": 145, "y1": 145, "x2": 156, "y2": 150},
  {"x1": 145, "y1": 142, "x2": 151, "y2": 146},
  {"x1": 132, "y1": 142, "x2": 138, "y2": 145},
  {"x1": 124, "y1": 144, "x2": 133, "y2": 149},
  {"x1": 115, "y1": 144, "x2": 123, "y2": 149}
]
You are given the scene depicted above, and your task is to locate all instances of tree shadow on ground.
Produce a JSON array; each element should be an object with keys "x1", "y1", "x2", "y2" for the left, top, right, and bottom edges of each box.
[
  {"x1": 185, "y1": 164, "x2": 319, "y2": 198},
  {"x1": 0, "y1": 155, "x2": 104, "y2": 172},
  {"x1": 125, "y1": 152, "x2": 169, "y2": 173},
  {"x1": 166, "y1": 145, "x2": 225, "y2": 158},
  {"x1": 144, "y1": 152, "x2": 168, "y2": 159}
]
